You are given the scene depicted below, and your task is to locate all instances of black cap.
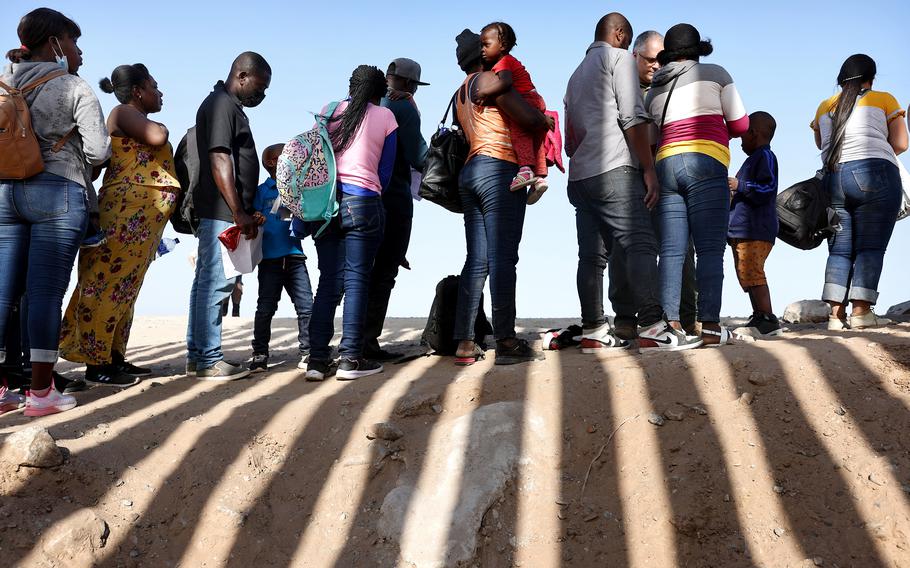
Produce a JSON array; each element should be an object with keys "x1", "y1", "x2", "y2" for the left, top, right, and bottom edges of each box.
[{"x1": 455, "y1": 28, "x2": 482, "y2": 72}]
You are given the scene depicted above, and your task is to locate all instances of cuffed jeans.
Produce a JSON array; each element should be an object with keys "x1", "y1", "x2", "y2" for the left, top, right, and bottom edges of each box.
[
  {"x1": 822, "y1": 158, "x2": 901, "y2": 304},
  {"x1": 655, "y1": 153, "x2": 730, "y2": 323},
  {"x1": 363, "y1": 184, "x2": 413, "y2": 353},
  {"x1": 568, "y1": 166, "x2": 663, "y2": 329},
  {"x1": 309, "y1": 193, "x2": 385, "y2": 361},
  {"x1": 252, "y1": 255, "x2": 313, "y2": 357},
  {"x1": 0, "y1": 172, "x2": 87, "y2": 364},
  {"x1": 186, "y1": 218, "x2": 236, "y2": 368},
  {"x1": 454, "y1": 155, "x2": 525, "y2": 341}
]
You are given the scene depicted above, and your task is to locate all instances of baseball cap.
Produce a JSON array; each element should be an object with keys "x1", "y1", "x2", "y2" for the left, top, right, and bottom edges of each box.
[{"x1": 387, "y1": 58, "x2": 429, "y2": 86}]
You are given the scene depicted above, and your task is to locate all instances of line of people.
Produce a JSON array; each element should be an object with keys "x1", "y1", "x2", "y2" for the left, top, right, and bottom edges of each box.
[{"x1": 0, "y1": 8, "x2": 907, "y2": 419}]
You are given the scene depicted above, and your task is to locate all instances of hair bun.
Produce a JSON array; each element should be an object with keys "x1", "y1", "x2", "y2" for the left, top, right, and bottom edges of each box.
[
  {"x1": 698, "y1": 40, "x2": 713, "y2": 57},
  {"x1": 98, "y1": 77, "x2": 115, "y2": 93}
]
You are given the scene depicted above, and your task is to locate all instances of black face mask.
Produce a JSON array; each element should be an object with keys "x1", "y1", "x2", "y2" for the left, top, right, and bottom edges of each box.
[{"x1": 240, "y1": 91, "x2": 266, "y2": 108}]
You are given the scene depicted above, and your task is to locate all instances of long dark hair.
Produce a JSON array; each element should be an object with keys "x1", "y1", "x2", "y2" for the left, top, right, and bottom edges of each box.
[
  {"x1": 657, "y1": 23, "x2": 713, "y2": 66},
  {"x1": 6, "y1": 7, "x2": 81, "y2": 63},
  {"x1": 824, "y1": 54, "x2": 877, "y2": 172},
  {"x1": 327, "y1": 65, "x2": 388, "y2": 154},
  {"x1": 99, "y1": 64, "x2": 152, "y2": 104}
]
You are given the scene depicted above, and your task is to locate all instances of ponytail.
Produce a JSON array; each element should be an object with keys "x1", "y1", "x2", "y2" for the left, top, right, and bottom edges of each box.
[
  {"x1": 327, "y1": 65, "x2": 388, "y2": 154},
  {"x1": 824, "y1": 54, "x2": 877, "y2": 171}
]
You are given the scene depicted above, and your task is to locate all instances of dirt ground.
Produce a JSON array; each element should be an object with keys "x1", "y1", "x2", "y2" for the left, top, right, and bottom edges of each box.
[{"x1": 2, "y1": 315, "x2": 910, "y2": 568}]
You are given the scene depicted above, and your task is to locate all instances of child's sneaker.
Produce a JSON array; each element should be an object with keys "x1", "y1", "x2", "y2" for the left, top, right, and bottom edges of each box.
[
  {"x1": 743, "y1": 312, "x2": 784, "y2": 337},
  {"x1": 637, "y1": 320, "x2": 703, "y2": 351},
  {"x1": 0, "y1": 385, "x2": 25, "y2": 414},
  {"x1": 336, "y1": 357, "x2": 384, "y2": 380},
  {"x1": 579, "y1": 322, "x2": 629, "y2": 353},
  {"x1": 527, "y1": 177, "x2": 549, "y2": 205},
  {"x1": 24, "y1": 386, "x2": 77, "y2": 417},
  {"x1": 249, "y1": 354, "x2": 269, "y2": 373},
  {"x1": 510, "y1": 166, "x2": 536, "y2": 191},
  {"x1": 305, "y1": 359, "x2": 336, "y2": 382}
]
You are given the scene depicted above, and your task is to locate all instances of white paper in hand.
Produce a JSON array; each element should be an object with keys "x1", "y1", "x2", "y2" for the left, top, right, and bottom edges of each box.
[{"x1": 221, "y1": 231, "x2": 263, "y2": 279}]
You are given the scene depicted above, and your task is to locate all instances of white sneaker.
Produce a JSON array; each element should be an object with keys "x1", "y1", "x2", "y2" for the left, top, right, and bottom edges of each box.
[
  {"x1": 0, "y1": 386, "x2": 26, "y2": 414},
  {"x1": 24, "y1": 386, "x2": 77, "y2": 417},
  {"x1": 827, "y1": 316, "x2": 850, "y2": 331},
  {"x1": 297, "y1": 354, "x2": 310, "y2": 370},
  {"x1": 579, "y1": 323, "x2": 629, "y2": 353},
  {"x1": 849, "y1": 312, "x2": 892, "y2": 329},
  {"x1": 638, "y1": 321, "x2": 703, "y2": 351}
]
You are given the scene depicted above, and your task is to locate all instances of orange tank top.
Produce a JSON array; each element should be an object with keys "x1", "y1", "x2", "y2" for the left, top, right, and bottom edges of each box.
[{"x1": 454, "y1": 74, "x2": 517, "y2": 164}]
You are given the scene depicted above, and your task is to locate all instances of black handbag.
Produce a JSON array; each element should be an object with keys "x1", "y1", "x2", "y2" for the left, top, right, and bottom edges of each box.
[
  {"x1": 776, "y1": 171, "x2": 841, "y2": 250},
  {"x1": 418, "y1": 85, "x2": 470, "y2": 213}
]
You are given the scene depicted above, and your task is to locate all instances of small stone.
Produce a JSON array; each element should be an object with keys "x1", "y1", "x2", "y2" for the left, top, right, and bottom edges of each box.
[
  {"x1": 691, "y1": 405, "x2": 708, "y2": 416},
  {"x1": 868, "y1": 473, "x2": 885, "y2": 486},
  {"x1": 723, "y1": 494, "x2": 731, "y2": 502},
  {"x1": 115, "y1": 480, "x2": 124, "y2": 487},
  {"x1": 747, "y1": 371, "x2": 773, "y2": 387},
  {"x1": 813, "y1": 557, "x2": 825, "y2": 566},
  {"x1": 394, "y1": 393, "x2": 441, "y2": 418},
  {"x1": 782, "y1": 300, "x2": 831, "y2": 323},
  {"x1": 431, "y1": 404, "x2": 443, "y2": 414},
  {"x1": 130, "y1": 549, "x2": 140, "y2": 558},
  {"x1": 773, "y1": 527, "x2": 786, "y2": 538},
  {"x1": 583, "y1": 512, "x2": 599, "y2": 522},
  {"x1": 738, "y1": 392, "x2": 755, "y2": 406},
  {"x1": 834, "y1": 406, "x2": 846, "y2": 416},
  {"x1": 121, "y1": 500, "x2": 133, "y2": 508},
  {"x1": 366, "y1": 422, "x2": 404, "y2": 442},
  {"x1": 773, "y1": 484, "x2": 784, "y2": 494},
  {"x1": 664, "y1": 408, "x2": 685, "y2": 421},
  {"x1": 586, "y1": 424, "x2": 597, "y2": 434},
  {"x1": 0, "y1": 426, "x2": 64, "y2": 468},
  {"x1": 647, "y1": 413, "x2": 666, "y2": 427}
]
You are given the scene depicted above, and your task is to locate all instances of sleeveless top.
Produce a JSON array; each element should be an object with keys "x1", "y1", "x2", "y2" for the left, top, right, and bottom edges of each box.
[
  {"x1": 102, "y1": 135, "x2": 180, "y2": 189},
  {"x1": 454, "y1": 74, "x2": 517, "y2": 164}
]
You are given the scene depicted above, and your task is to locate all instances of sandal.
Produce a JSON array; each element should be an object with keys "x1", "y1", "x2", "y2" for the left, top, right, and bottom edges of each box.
[
  {"x1": 510, "y1": 167, "x2": 536, "y2": 191},
  {"x1": 455, "y1": 344, "x2": 486, "y2": 366},
  {"x1": 700, "y1": 326, "x2": 732, "y2": 347}
]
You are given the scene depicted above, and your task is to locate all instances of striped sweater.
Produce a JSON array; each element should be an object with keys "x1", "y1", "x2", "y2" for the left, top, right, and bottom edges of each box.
[{"x1": 644, "y1": 60, "x2": 748, "y2": 167}]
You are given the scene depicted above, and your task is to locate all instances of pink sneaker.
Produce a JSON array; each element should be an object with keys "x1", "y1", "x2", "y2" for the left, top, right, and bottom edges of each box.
[
  {"x1": 24, "y1": 387, "x2": 77, "y2": 417},
  {"x1": 0, "y1": 386, "x2": 25, "y2": 414},
  {"x1": 510, "y1": 166, "x2": 536, "y2": 191}
]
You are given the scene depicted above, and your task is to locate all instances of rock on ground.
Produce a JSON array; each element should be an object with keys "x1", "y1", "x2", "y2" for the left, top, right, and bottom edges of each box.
[
  {"x1": 0, "y1": 426, "x2": 64, "y2": 468},
  {"x1": 38, "y1": 509, "x2": 108, "y2": 566},
  {"x1": 378, "y1": 401, "x2": 536, "y2": 568},
  {"x1": 782, "y1": 300, "x2": 831, "y2": 323},
  {"x1": 886, "y1": 300, "x2": 910, "y2": 316}
]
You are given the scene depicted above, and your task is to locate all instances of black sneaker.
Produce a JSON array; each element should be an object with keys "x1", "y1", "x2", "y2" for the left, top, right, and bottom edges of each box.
[
  {"x1": 748, "y1": 312, "x2": 784, "y2": 337},
  {"x1": 54, "y1": 372, "x2": 89, "y2": 394},
  {"x1": 114, "y1": 360, "x2": 152, "y2": 376},
  {"x1": 85, "y1": 365, "x2": 141, "y2": 388},
  {"x1": 249, "y1": 354, "x2": 269, "y2": 373},
  {"x1": 305, "y1": 359, "x2": 336, "y2": 382},
  {"x1": 494, "y1": 339, "x2": 546, "y2": 365},
  {"x1": 336, "y1": 357, "x2": 384, "y2": 380}
]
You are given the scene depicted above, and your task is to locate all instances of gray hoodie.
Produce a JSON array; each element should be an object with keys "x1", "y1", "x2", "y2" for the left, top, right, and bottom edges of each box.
[{"x1": 1, "y1": 62, "x2": 110, "y2": 202}]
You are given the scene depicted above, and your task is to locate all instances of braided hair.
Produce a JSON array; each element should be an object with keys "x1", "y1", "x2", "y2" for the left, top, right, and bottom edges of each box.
[
  {"x1": 481, "y1": 22, "x2": 518, "y2": 53},
  {"x1": 326, "y1": 65, "x2": 388, "y2": 154}
]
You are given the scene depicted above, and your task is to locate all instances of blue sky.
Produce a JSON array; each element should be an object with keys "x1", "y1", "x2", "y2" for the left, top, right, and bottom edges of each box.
[{"x1": 5, "y1": 0, "x2": 910, "y2": 320}]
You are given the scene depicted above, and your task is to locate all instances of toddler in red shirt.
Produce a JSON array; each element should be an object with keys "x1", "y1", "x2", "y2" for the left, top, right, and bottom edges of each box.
[{"x1": 475, "y1": 21, "x2": 553, "y2": 204}]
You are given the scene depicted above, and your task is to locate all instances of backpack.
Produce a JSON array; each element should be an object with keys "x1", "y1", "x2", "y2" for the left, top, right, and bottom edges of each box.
[
  {"x1": 171, "y1": 127, "x2": 200, "y2": 235},
  {"x1": 0, "y1": 70, "x2": 74, "y2": 180},
  {"x1": 274, "y1": 101, "x2": 340, "y2": 238},
  {"x1": 421, "y1": 275, "x2": 493, "y2": 355},
  {"x1": 776, "y1": 172, "x2": 841, "y2": 250}
]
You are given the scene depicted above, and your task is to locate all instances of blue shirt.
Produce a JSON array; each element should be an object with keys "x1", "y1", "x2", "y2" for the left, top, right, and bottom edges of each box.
[
  {"x1": 729, "y1": 145, "x2": 779, "y2": 243},
  {"x1": 253, "y1": 178, "x2": 305, "y2": 259}
]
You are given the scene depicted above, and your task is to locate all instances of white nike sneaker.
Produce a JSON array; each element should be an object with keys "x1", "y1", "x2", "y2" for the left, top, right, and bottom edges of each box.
[
  {"x1": 579, "y1": 322, "x2": 629, "y2": 353},
  {"x1": 638, "y1": 321, "x2": 703, "y2": 351}
]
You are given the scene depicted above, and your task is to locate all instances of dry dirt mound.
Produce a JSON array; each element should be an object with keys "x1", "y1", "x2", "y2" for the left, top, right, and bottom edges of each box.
[{"x1": 2, "y1": 316, "x2": 910, "y2": 567}]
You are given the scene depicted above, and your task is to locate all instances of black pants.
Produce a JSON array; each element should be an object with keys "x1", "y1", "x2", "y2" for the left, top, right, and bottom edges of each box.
[
  {"x1": 363, "y1": 186, "x2": 413, "y2": 354},
  {"x1": 252, "y1": 256, "x2": 313, "y2": 357}
]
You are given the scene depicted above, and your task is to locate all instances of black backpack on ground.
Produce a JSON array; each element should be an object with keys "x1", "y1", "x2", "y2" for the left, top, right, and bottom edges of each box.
[
  {"x1": 421, "y1": 275, "x2": 493, "y2": 355},
  {"x1": 171, "y1": 127, "x2": 200, "y2": 235},
  {"x1": 776, "y1": 172, "x2": 841, "y2": 250}
]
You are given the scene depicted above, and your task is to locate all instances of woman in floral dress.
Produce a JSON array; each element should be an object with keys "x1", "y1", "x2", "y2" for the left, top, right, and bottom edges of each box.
[{"x1": 59, "y1": 64, "x2": 179, "y2": 387}]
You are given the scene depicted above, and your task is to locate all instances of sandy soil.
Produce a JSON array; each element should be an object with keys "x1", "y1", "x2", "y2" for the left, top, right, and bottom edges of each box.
[{"x1": 2, "y1": 315, "x2": 910, "y2": 567}]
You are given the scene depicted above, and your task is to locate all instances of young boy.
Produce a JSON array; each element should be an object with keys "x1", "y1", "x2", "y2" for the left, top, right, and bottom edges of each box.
[
  {"x1": 249, "y1": 144, "x2": 314, "y2": 372},
  {"x1": 728, "y1": 111, "x2": 782, "y2": 337}
]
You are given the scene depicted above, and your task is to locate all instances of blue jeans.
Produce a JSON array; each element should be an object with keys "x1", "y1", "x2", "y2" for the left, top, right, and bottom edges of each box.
[
  {"x1": 309, "y1": 193, "x2": 385, "y2": 361},
  {"x1": 822, "y1": 158, "x2": 901, "y2": 304},
  {"x1": 567, "y1": 166, "x2": 664, "y2": 328},
  {"x1": 454, "y1": 155, "x2": 525, "y2": 341},
  {"x1": 656, "y1": 153, "x2": 730, "y2": 323},
  {"x1": 0, "y1": 172, "x2": 87, "y2": 364},
  {"x1": 252, "y1": 255, "x2": 313, "y2": 357},
  {"x1": 186, "y1": 218, "x2": 236, "y2": 368}
]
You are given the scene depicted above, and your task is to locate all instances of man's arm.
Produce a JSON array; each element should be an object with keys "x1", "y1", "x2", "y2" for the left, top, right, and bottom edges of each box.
[
  {"x1": 614, "y1": 53, "x2": 660, "y2": 208},
  {"x1": 211, "y1": 150, "x2": 260, "y2": 238}
]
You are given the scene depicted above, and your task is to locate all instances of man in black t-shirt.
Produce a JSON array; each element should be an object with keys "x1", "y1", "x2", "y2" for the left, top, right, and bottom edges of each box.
[{"x1": 186, "y1": 51, "x2": 271, "y2": 381}]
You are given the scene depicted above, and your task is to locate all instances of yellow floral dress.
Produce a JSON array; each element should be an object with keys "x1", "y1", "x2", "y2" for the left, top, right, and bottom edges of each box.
[{"x1": 60, "y1": 136, "x2": 180, "y2": 364}]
